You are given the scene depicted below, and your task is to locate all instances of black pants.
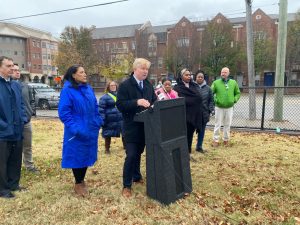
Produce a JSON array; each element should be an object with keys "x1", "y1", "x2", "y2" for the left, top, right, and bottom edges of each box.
[
  {"x1": 186, "y1": 122, "x2": 196, "y2": 153},
  {"x1": 72, "y1": 167, "x2": 87, "y2": 184},
  {"x1": 123, "y1": 142, "x2": 145, "y2": 188},
  {"x1": 0, "y1": 140, "x2": 23, "y2": 193}
]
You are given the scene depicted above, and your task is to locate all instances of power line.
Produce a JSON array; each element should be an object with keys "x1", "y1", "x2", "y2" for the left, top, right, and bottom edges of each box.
[{"x1": 0, "y1": 0, "x2": 129, "y2": 22}]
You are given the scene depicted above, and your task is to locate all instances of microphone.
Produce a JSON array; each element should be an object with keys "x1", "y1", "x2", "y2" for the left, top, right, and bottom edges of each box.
[{"x1": 157, "y1": 91, "x2": 165, "y2": 100}]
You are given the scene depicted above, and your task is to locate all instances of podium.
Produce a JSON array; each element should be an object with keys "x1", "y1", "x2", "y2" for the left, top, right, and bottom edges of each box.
[{"x1": 134, "y1": 98, "x2": 192, "y2": 205}]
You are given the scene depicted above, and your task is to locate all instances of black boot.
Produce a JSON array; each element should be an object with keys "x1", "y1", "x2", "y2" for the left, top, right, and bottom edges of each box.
[{"x1": 105, "y1": 137, "x2": 111, "y2": 154}]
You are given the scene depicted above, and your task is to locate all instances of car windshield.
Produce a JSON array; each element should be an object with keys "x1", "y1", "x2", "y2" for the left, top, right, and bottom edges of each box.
[{"x1": 35, "y1": 88, "x2": 56, "y2": 93}]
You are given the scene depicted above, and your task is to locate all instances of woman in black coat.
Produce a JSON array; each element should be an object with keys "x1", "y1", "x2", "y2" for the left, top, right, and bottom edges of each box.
[
  {"x1": 99, "y1": 81, "x2": 123, "y2": 154},
  {"x1": 173, "y1": 68, "x2": 204, "y2": 153},
  {"x1": 195, "y1": 71, "x2": 214, "y2": 152}
]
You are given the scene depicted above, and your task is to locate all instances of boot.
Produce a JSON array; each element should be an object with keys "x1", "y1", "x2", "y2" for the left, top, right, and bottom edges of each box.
[
  {"x1": 121, "y1": 137, "x2": 126, "y2": 150},
  {"x1": 105, "y1": 137, "x2": 111, "y2": 154},
  {"x1": 74, "y1": 183, "x2": 87, "y2": 197}
]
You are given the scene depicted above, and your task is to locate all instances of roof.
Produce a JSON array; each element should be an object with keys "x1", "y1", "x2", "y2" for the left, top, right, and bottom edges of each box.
[
  {"x1": 91, "y1": 24, "x2": 142, "y2": 39},
  {"x1": 0, "y1": 22, "x2": 59, "y2": 41}
]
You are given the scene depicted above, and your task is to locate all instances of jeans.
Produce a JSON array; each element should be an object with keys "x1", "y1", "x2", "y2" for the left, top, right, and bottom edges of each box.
[{"x1": 196, "y1": 122, "x2": 207, "y2": 150}]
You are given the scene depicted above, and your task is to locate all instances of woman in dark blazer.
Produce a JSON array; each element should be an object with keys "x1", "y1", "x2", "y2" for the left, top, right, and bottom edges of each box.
[
  {"x1": 173, "y1": 68, "x2": 204, "y2": 154},
  {"x1": 99, "y1": 81, "x2": 123, "y2": 154}
]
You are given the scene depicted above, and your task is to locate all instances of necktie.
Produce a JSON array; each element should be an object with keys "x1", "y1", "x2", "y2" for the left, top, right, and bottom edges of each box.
[{"x1": 139, "y1": 81, "x2": 143, "y2": 90}]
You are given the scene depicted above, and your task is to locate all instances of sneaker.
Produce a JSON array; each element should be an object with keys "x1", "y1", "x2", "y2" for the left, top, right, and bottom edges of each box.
[
  {"x1": 196, "y1": 148, "x2": 205, "y2": 153},
  {"x1": 27, "y1": 167, "x2": 40, "y2": 174},
  {"x1": 223, "y1": 141, "x2": 229, "y2": 146},
  {"x1": 0, "y1": 190, "x2": 15, "y2": 199}
]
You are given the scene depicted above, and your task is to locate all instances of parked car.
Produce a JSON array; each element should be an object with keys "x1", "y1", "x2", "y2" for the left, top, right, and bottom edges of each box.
[{"x1": 28, "y1": 83, "x2": 60, "y2": 110}]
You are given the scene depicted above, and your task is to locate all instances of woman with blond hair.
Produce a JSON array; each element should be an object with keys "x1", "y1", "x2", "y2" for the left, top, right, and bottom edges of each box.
[{"x1": 99, "y1": 81, "x2": 123, "y2": 154}]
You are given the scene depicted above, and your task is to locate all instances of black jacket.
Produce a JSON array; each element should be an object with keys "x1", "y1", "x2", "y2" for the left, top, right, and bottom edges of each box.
[
  {"x1": 197, "y1": 82, "x2": 214, "y2": 124},
  {"x1": 116, "y1": 75, "x2": 157, "y2": 143},
  {"x1": 173, "y1": 78, "x2": 204, "y2": 129}
]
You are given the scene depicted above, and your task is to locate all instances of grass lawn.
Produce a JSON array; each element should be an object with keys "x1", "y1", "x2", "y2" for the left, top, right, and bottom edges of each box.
[{"x1": 0, "y1": 118, "x2": 299, "y2": 225}]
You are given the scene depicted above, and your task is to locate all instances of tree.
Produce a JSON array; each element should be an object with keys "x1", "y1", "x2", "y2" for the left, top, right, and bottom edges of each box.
[
  {"x1": 55, "y1": 26, "x2": 98, "y2": 75},
  {"x1": 201, "y1": 19, "x2": 242, "y2": 78},
  {"x1": 254, "y1": 38, "x2": 276, "y2": 76},
  {"x1": 286, "y1": 10, "x2": 300, "y2": 86},
  {"x1": 99, "y1": 53, "x2": 134, "y2": 81}
]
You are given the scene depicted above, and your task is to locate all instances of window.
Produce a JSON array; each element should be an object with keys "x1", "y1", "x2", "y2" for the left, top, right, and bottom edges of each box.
[
  {"x1": 106, "y1": 43, "x2": 110, "y2": 52},
  {"x1": 177, "y1": 38, "x2": 190, "y2": 47},
  {"x1": 38, "y1": 65, "x2": 42, "y2": 70},
  {"x1": 148, "y1": 34, "x2": 157, "y2": 57},
  {"x1": 122, "y1": 42, "x2": 127, "y2": 49},
  {"x1": 37, "y1": 53, "x2": 40, "y2": 59},
  {"x1": 14, "y1": 51, "x2": 18, "y2": 56},
  {"x1": 158, "y1": 57, "x2": 163, "y2": 69},
  {"x1": 32, "y1": 53, "x2": 36, "y2": 59},
  {"x1": 217, "y1": 18, "x2": 222, "y2": 24},
  {"x1": 42, "y1": 42, "x2": 46, "y2": 48},
  {"x1": 43, "y1": 54, "x2": 47, "y2": 59},
  {"x1": 32, "y1": 40, "x2": 36, "y2": 47},
  {"x1": 256, "y1": 15, "x2": 261, "y2": 20},
  {"x1": 131, "y1": 41, "x2": 136, "y2": 50},
  {"x1": 37, "y1": 42, "x2": 40, "y2": 48},
  {"x1": 48, "y1": 54, "x2": 51, "y2": 59},
  {"x1": 33, "y1": 64, "x2": 37, "y2": 69},
  {"x1": 253, "y1": 31, "x2": 267, "y2": 40},
  {"x1": 22, "y1": 64, "x2": 25, "y2": 69},
  {"x1": 43, "y1": 65, "x2": 47, "y2": 70}
]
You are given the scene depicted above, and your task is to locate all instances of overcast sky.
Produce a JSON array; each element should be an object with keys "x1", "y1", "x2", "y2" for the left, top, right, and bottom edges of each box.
[{"x1": 1, "y1": 0, "x2": 299, "y2": 37}]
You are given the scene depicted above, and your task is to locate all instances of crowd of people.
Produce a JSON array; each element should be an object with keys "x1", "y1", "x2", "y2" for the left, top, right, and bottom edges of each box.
[{"x1": 0, "y1": 55, "x2": 241, "y2": 199}]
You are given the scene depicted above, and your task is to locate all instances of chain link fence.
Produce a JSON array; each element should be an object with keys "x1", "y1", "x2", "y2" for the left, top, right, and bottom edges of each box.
[{"x1": 34, "y1": 86, "x2": 300, "y2": 132}]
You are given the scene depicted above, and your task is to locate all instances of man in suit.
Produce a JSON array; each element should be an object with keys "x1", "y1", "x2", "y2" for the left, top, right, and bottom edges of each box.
[
  {"x1": 117, "y1": 58, "x2": 157, "y2": 198},
  {"x1": 0, "y1": 56, "x2": 27, "y2": 198}
]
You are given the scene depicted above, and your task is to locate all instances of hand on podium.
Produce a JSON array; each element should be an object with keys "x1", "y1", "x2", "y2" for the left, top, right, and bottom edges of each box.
[{"x1": 137, "y1": 99, "x2": 151, "y2": 108}]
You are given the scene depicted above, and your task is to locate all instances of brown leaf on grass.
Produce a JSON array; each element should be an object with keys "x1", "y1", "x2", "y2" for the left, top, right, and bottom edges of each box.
[{"x1": 254, "y1": 187, "x2": 275, "y2": 195}]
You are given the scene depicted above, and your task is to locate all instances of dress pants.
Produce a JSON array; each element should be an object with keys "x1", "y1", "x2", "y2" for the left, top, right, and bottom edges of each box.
[
  {"x1": 22, "y1": 122, "x2": 35, "y2": 169},
  {"x1": 123, "y1": 142, "x2": 145, "y2": 188},
  {"x1": 186, "y1": 122, "x2": 196, "y2": 153},
  {"x1": 0, "y1": 140, "x2": 23, "y2": 194}
]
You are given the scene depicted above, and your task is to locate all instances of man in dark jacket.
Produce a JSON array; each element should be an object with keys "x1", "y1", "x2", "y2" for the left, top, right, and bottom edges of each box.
[
  {"x1": 11, "y1": 64, "x2": 39, "y2": 173},
  {"x1": 116, "y1": 58, "x2": 157, "y2": 198},
  {"x1": 0, "y1": 56, "x2": 27, "y2": 198}
]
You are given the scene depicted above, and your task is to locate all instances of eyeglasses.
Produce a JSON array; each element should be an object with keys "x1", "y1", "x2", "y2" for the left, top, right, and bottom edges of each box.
[{"x1": 110, "y1": 84, "x2": 117, "y2": 87}]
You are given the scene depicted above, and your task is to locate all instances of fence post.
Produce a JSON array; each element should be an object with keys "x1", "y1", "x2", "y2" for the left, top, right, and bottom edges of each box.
[{"x1": 260, "y1": 88, "x2": 267, "y2": 130}]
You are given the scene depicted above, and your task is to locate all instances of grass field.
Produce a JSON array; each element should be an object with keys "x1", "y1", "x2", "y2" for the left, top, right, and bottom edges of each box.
[{"x1": 0, "y1": 118, "x2": 299, "y2": 225}]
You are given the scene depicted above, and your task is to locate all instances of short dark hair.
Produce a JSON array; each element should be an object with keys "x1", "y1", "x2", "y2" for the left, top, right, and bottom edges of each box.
[
  {"x1": 14, "y1": 63, "x2": 19, "y2": 66},
  {"x1": 161, "y1": 78, "x2": 172, "y2": 84},
  {"x1": 195, "y1": 70, "x2": 205, "y2": 78},
  {"x1": 63, "y1": 64, "x2": 83, "y2": 88},
  {"x1": 0, "y1": 56, "x2": 11, "y2": 66}
]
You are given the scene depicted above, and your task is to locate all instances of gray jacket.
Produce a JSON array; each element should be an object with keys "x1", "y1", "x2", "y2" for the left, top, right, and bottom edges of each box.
[{"x1": 20, "y1": 82, "x2": 34, "y2": 121}]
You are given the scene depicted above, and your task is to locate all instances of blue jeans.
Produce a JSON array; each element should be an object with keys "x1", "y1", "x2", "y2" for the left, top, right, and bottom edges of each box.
[
  {"x1": 196, "y1": 123, "x2": 207, "y2": 150},
  {"x1": 123, "y1": 142, "x2": 145, "y2": 188}
]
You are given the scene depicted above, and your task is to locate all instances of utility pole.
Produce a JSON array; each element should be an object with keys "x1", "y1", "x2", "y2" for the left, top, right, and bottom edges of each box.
[
  {"x1": 273, "y1": 0, "x2": 288, "y2": 121},
  {"x1": 245, "y1": 0, "x2": 256, "y2": 120}
]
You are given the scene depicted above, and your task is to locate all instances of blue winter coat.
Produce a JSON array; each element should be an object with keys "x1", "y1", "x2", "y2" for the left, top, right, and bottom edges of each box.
[
  {"x1": 0, "y1": 77, "x2": 27, "y2": 141},
  {"x1": 98, "y1": 93, "x2": 122, "y2": 138},
  {"x1": 58, "y1": 81, "x2": 103, "y2": 168}
]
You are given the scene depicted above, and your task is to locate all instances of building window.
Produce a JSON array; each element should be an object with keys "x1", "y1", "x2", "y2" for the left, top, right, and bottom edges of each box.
[
  {"x1": 32, "y1": 53, "x2": 36, "y2": 59},
  {"x1": 148, "y1": 34, "x2": 157, "y2": 57},
  {"x1": 256, "y1": 15, "x2": 261, "y2": 20},
  {"x1": 43, "y1": 54, "x2": 47, "y2": 59},
  {"x1": 33, "y1": 64, "x2": 37, "y2": 69},
  {"x1": 48, "y1": 54, "x2": 51, "y2": 59},
  {"x1": 43, "y1": 65, "x2": 47, "y2": 70},
  {"x1": 177, "y1": 37, "x2": 190, "y2": 47},
  {"x1": 158, "y1": 57, "x2": 163, "y2": 69},
  {"x1": 217, "y1": 18, "x2": 222, "y2": 24},
  {"x1": 106, "y1": 43, "x2": 110, "y2": 52},
  {"x1": 132, "y1": 41, "x2": 136, "y2": 50},
  {"x1": 253, "y1": 31, "x2": 267, "y2": 40},
  {"x1": 38, "y1": 65, "x2": 42, "y2": 70},
  {"x1": 14, "y1": 51, "x2": 18, "y2": 56},
  {"x1": 32, "y1": 40, "x2": 36, "y2": 47},
  {"x1": 37, "y1": 42, "x2": 40, "y2": 48},
  {"x1": 42, "y1": 42, "x2": 46, "y2": 48},
  {"x1": 122, "y1": 42, "x2": 127, "y2": 49},
  {"x1": 22, "y1": 64, "x2": 25, "y2": 68}
]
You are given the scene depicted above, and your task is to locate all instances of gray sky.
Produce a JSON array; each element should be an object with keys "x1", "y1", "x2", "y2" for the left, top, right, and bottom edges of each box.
[{"x1": 1, "y1": 0, "x2": 299, "y2": 37}]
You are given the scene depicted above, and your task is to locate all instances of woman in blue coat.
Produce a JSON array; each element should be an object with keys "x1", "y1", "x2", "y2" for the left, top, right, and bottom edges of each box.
[
  {"x1": 58, "y1": 65, "x2": 103, "y2": 197},
  {"x1": 99, "y1": 81, "x2": 123, "y2": 154}
]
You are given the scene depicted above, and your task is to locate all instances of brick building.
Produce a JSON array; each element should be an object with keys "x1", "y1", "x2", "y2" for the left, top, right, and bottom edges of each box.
[
  {"x1": 92, "y1": 9, "x2": 298, "y2": 86},
  {"x1": 0, "y1": 22, "x2": 59, "y2": 84}
]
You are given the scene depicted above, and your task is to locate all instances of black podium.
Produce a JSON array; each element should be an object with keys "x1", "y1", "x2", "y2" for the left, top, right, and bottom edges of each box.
[{"x1": 134, "y1": 98, "x2": 192, "y2": 205}]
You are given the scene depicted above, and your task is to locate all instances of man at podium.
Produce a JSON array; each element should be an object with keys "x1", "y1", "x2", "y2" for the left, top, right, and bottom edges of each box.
[{"x1": 116, "y1": 58, "x2": 157, "y2": 198}]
